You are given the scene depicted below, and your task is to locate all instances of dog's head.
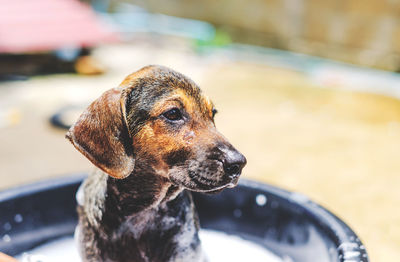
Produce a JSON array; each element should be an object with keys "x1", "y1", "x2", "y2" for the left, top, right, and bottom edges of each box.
[{"x1": 67, "y1": 65, "x2": 246, "y2": 192}]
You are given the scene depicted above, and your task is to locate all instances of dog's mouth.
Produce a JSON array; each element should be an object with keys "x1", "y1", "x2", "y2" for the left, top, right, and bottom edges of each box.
[
  {"x1": 202, "y1": 176, "x2": 240, "y2": 194},
  {"x1": 168, "y1": 157, "x2": 244, "y2": 193},
  {"x1": 187, "y1": 177, "x2": 240, "y2": 193},
  {"x1": 189, "y1": 174, "x2": 239, "y2": 192},
  {"x1": 185, "y1": 162, "x2": 241, "y2": 193}
]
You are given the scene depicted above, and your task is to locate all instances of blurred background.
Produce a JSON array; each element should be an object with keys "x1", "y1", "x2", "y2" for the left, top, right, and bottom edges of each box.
[{"x1": 1, "y1": 0, "x2": 399, "y2": 261}]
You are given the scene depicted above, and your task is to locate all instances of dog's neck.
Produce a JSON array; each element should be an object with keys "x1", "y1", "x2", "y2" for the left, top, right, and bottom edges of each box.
[
  {"x1": 106, "y1": 173, "x2": 181, "y2": 216},
  {"x1": 82, "y1": 163, "x2": 183, "y2": 233}
]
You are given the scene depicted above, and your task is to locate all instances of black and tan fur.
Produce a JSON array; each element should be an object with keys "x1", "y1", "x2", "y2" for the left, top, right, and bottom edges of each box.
[{"x1": 67, "y1": 65, "x2": 246, "y2": 262}]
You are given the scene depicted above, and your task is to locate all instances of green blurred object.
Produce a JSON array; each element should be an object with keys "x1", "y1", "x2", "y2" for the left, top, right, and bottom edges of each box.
[{"x1": 195, "y1": 28, "x2": 232, "y2": 49}]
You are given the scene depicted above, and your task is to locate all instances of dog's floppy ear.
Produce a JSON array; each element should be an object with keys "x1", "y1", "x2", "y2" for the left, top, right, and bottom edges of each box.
[{"x1": 66, "y1": 87, "x2": 134, "y2": 179}]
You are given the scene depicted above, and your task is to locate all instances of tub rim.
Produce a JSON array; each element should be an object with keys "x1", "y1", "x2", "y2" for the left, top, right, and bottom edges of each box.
[{"x1": 0, "y1": 175, "x2": 369, "y2": 262}]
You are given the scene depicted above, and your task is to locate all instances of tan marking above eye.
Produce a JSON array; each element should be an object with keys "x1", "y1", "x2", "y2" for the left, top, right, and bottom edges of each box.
[
  {"x1": 152, "y1": 99, "x2": 182, "y2": 117},
  {"x1": 151, "y1": 90, "x2": 196, "y2": 117},
  {"x1": 150, "y1": 89, "x2": 216, "y2": 124}
]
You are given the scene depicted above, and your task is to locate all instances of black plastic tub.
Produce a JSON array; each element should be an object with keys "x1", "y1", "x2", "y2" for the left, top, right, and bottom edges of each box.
[{"x1": 0, "y1": 175, "x2": 368, "y2": 262}]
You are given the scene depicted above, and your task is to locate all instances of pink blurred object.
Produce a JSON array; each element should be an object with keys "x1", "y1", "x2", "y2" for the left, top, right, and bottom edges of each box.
[{"x1": 0, "y1": 0, "x2": 118, "y2": 53}]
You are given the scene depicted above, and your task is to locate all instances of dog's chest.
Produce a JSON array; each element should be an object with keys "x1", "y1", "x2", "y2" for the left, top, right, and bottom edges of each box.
[
  {"x1": 117, "y1": 191, "x2": 201, "y2": 253},
  {"x1": 79, "y1": 187, "x2": 203, "y2": 262}
]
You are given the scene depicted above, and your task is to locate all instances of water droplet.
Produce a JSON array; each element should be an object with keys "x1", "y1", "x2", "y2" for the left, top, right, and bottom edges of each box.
[
  {"x1": 255, "y1": 194, "x2": 267, "y2": 206},
  {"x1": 3, "y1": 222, "x2": 12, "y2": 231},
  {"x1": 227, "y1": 183, "x2": 236, "y2": 188},
  {"x1": 339, "y1": 242, "x2": 359, "y2": 251},
  {"x1": 14, "y1": 214, "x2": 23, "y2": 223},
  {"x1": 2, "y1": 234, "x2": 11, "y2": 242},
  {"x1": 233, "y1": 209, "x2": 242, "y2": 218},
  {"x1": 343, "y1": 251, "x2": 361, "y2": 259}
]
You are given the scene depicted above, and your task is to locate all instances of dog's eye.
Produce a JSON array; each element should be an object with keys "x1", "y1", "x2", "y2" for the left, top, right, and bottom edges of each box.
[
  {"x1": 163, "y1": 108, "x2": 183, "y2": 121},
  {"x1": 212, "y1": 109, "x2": 218, "y2": 118}
]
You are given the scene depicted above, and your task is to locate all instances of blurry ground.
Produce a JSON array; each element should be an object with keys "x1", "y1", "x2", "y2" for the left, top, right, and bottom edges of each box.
[{"x1": 0, "y1": 37, "x2": 399, "y2": 261}]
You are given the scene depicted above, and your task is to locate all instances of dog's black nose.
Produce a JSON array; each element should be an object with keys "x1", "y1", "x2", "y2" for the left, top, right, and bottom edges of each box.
[{"x1": 223, "y1": 150, "x2": 246, "y2": 178}]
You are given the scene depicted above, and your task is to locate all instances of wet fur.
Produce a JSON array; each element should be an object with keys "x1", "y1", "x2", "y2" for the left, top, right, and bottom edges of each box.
[
  {"x1": 67, "y1": 65, "x2": 246, "y2": 262},
  {"x1": 76, "y1": 169, "x2": 203, "y2": 262}
]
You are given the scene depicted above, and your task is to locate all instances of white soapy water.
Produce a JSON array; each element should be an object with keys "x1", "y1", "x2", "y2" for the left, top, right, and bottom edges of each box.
[
  {"x1": 199, "y1": 230, "x2": 282, "y2": 262},
  {"x1": 16, "y1": 230, "x2": 282, "y2": 262}
]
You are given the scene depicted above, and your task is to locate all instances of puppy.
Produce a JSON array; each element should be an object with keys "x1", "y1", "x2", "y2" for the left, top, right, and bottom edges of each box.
[{"x1": 67, "y1": 65, "x2": 246, "y2": 262}]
